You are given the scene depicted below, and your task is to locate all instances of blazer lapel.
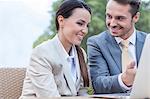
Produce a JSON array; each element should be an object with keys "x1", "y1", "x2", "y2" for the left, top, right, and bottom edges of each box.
[
  {"x1": 74, "y1": 49, "x2": 81, "y2": 90},
  {"x1": 52, "y1": 36, "x2": 77, "y2": 95},
  {"x1": 106, "y1": 32, "x2": 122, "y2": 72},
  {"x1": 61, "y1": 60, "x2": 77, "y2": 95},
  {"x1": 135, "y1": 31, "x2": 146, "y2": 66}
]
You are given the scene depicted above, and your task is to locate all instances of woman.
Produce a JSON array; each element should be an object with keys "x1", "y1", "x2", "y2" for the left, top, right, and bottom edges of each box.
[{"x1": 20, "y1": 0, "x2": 91, "y2": 98}]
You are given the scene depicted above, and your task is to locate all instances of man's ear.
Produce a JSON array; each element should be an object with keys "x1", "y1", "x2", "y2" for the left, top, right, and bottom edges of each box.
[
  {"x1": 133, "y1": 12, "x2": 140, "y2": 23},
  {"x1": 57, "y1": 15, "x2": 64, "y2": 28}
]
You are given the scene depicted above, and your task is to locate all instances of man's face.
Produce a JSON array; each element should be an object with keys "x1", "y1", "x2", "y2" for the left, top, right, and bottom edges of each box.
[{"x1": 106, "y1": 0, "x2": 139, "y2": 39}]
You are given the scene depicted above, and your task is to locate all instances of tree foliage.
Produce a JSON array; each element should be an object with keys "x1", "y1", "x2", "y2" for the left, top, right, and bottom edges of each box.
[{"x1": 33, "y1": 0, "x2": 150, "y2": 50}]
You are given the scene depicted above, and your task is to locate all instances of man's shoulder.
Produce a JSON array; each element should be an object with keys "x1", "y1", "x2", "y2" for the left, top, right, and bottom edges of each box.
[
  {"x1": 136, "y1": 30, "x2": 147, "y2": 41},
  {"x1": 137, "y1": 30, "x2": 148, "y2": 36},
  {"x1": 88, "y1": 30, "x2": 109, "y2": 41}
]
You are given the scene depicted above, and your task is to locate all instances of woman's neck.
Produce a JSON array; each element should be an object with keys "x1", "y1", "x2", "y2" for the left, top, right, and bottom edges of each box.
[{"x1": 58, "y1": 34, "x2": 72, "y2": 54}]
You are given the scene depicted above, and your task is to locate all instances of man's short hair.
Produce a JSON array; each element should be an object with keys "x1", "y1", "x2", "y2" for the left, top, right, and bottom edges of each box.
[{"x1": 107, "y1": 0, "x2": 141, "y2": 17}]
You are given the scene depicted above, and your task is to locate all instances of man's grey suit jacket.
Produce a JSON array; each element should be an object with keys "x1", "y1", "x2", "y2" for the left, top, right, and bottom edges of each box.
[{"x1": 87, "y1": 30, "x2": 147, "y2": 94}]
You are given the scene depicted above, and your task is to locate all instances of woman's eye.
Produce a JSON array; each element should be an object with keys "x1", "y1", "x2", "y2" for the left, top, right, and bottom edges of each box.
[{"x1": 76, "y1": 22, "x2": 83, "y2": 26}]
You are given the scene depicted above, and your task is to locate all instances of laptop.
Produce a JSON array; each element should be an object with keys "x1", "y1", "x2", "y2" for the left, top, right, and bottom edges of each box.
[
  {"x1": 130, "y1": 34, "x2": 150, "y2": 98},
  {"x1": 89, "y1": 34, "x2": 150, "y2": 98}
]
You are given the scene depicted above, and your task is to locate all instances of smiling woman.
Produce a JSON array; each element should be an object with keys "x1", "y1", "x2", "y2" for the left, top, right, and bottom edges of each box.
[
  {"x1": 20, "y1": 0, "x2": 92, "y2": 98},
  {"x1": 0, "y1": 0, "x2": 51, "y2": 67}
]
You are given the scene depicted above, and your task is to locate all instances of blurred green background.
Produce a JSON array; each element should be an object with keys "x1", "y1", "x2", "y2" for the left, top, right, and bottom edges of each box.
[{"x1": 33, "y1": 0, "x2": 150, "y2": 51}]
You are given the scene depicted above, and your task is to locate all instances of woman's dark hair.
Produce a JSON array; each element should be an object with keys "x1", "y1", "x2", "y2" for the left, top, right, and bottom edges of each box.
[
  {"x1": 55, "y1": 0, "x2": 91, "y2": 31},
  {"x1": 76, "y1": 45, "x2": 89, "y2": 87}
]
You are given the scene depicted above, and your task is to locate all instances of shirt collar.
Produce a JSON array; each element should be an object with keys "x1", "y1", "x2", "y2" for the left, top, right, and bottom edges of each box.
[
  {"x1": 115, "y1": 29, "x2": 136, "y2": 45},
  {"x1": 55, "y1": 34, "x2": 75, "y2": 60}
]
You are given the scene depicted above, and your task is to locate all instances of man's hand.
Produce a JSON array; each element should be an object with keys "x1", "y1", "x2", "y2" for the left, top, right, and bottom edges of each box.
[{"x1": 121, "y1": 61, "x2": 136, "y2": 87}]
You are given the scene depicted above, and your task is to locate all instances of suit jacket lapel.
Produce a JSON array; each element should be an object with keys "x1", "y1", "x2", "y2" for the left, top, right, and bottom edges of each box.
[
  {"x1": 52, "y1": 35, "x2": 77, "y2": 95},
  {"x1": 106, "y1": 31, "x2": 122, "y2": 72},
  {"x1": 135, "y1": 31, "x2": 146, "y2": 66}
]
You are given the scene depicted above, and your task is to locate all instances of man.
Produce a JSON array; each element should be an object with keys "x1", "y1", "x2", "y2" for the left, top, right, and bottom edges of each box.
[{"x1": 87, "y1": 0, "x2": 147, "y2": 94}]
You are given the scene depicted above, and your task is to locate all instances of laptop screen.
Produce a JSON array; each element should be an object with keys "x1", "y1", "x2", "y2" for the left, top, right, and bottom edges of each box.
[{"x1": 130, "y1": 34, "x2": 150, "y2": 98}]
